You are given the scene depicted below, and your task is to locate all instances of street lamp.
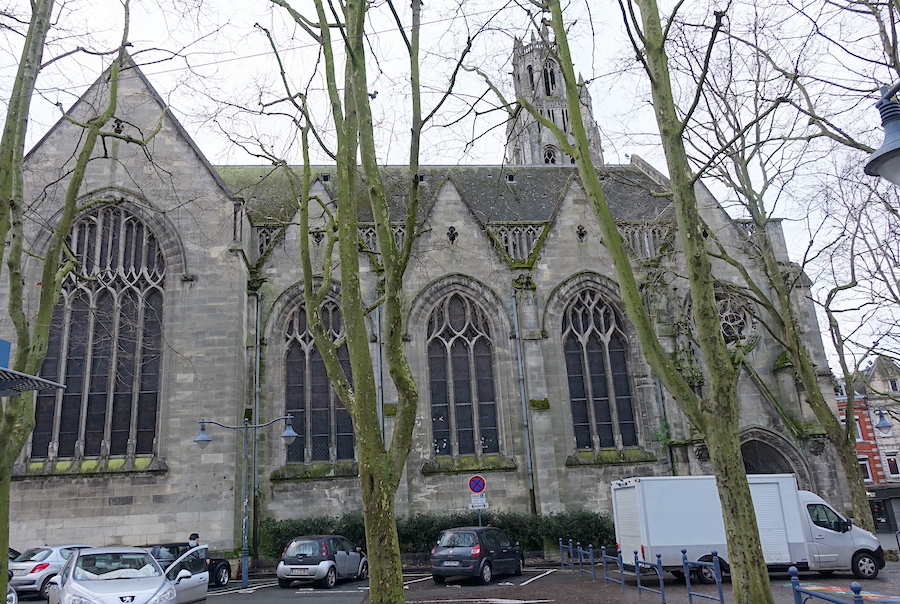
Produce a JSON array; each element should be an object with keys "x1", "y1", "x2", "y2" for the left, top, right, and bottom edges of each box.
[
  {"x1": 194, "y1": 415, "x2": 299, "y2": 588},
  {"x1": 874, "y1": 408, "x2": 895, "y2": 436},
  {"x1": 865, "y1": 84, "x2": 900, "y2": 186}
]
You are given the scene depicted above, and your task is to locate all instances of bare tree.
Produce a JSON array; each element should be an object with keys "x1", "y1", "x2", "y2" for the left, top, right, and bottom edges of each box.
[
  {"x1": 0, "y1": 0, "x2": 166, "y2": 593},
  {"x1": 227, "y1": 1, "x2": 485, "y2": 601}
]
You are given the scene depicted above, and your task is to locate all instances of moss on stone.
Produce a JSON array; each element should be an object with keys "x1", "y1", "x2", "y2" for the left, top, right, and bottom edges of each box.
[
  {"x1": 80, "y1": 460, "x2": 99, "y2": 472},
  {"x1": 420, "y1": 453, "x2": 516, "y2": 475},
  {"x1": 107, "y1": 459, "x2": 125, "y2": 471},
  {"x1": 564, "y1": 448, "x2": 656, "y2": 467},
  {"x1": 270, "y1": 461, "x2": 359, "y2": 481},
  {"x1": 133, "y1": 457, "x2": 152, "y2": 470},
  {"x1": 529, "y1": 398, "x2": 550, "y2": 411},
  {"x1": 773, "y1": 350, "x2": 793, "y2": 371}
]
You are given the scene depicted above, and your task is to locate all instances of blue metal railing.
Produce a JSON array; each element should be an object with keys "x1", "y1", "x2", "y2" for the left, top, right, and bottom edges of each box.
[
  {"x1": 599, "y1": 546, "x2": 625, "y2": 590},
  {"x1": 680, "y1": 549, "x2": 725, "y2": 604},
  {"x1": 559, "y1": 538, "x2": 574, "y2": 573},
  {"x1": 557, "y1": 539, "x2": 595, "y2": 580},
  {"x1": 789, "y1": 566, "x2": 863, "y2": 604},
  {"x1": 633, "y1": 550, "x2": 666, "y2": 601}
]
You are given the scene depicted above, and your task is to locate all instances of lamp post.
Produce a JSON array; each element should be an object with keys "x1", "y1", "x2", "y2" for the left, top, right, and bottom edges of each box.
[
  {"x1": 865, "y1": 83, "x2": 900, "y2": 185},
  {"x1": 194, "y1": 415, "x2": 298, "y2": 588}
]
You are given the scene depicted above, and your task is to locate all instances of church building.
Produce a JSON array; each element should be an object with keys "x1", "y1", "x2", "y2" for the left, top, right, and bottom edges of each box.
[{"x1": 8, "y1": 34, "x2": 846, "y2": 555}]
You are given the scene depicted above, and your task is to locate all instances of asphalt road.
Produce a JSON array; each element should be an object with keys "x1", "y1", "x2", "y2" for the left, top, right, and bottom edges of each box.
[{"x1": 201, "y1": 562, "x2": 900, "y2": 604}]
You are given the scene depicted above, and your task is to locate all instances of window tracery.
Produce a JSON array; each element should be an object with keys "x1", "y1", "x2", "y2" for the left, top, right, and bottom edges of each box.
[
  {"x1": 284, "y1": 299, "x2": 355, "y2": 463},
  {"x1": 33, "y1": 206, "x2": 165, "y2": 460},
  {"x1": 427, "y1": 293, "x2": 499, "y2": 457},
  {"x1": 562, "y1": 289, "x2": 637, "y2": 449}
]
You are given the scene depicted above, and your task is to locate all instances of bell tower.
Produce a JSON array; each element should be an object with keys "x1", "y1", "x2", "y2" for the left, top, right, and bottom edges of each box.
[{"x1": 505, "y1": 27, "x2": 604, "y2": 167}]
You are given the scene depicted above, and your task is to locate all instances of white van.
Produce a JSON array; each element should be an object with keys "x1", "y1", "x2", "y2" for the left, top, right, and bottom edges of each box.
[{"x1": 611, "y1": 474, "x2": 884, "y2": 580}]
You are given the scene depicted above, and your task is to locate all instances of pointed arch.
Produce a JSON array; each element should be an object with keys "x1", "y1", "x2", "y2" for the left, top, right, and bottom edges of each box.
[
  {"x1": 410, "y1": 276, "x2": 509, "y2": 459},
  {"x1": 31, "y1": 204, "x2": 167, "y2": 460},
  {"x1": 272, "y1": 283, "x2": 356, "y2": 464},
  {"x1": 546, "y1": 273, "x2": 639, "y2": 450}
]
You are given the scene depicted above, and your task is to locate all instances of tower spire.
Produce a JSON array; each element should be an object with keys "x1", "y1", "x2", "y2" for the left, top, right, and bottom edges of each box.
[{"x1": 505, "y1": 30, "x2": 604, "y2": 166}]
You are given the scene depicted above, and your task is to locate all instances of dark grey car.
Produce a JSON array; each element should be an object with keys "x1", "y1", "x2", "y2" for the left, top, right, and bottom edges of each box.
[{"x1": 430, "y1": 527, "x2": 523, "y2": 585}]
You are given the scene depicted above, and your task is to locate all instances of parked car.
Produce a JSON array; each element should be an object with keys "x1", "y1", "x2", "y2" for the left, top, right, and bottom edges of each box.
[
  {"x1": 9, "y1": 544, "x2": 92, "y2": 598},
  {"x1": 276, "y1": 535, "x2": 368, "y2": 589},
  {"x1": 47, "y1": 547, "x2": 203, "y2": 604},
  {"x1": 139, "y1": 542, "x2": 232, "y2": 587},
  {"x1": 6, "y1": 570, "x2": 16, "y2": 604},
  {"x1": 430, "y1": 526, "x2": 523, "y2": 585}
]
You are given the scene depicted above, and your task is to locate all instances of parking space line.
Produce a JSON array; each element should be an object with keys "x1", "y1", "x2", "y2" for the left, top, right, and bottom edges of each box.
[{"x1": 519, "y1": 569, "x2": 556, "y2": 586}]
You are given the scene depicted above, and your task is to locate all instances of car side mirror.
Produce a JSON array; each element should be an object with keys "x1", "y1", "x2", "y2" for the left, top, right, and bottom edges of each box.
[
  {"x1": 355, "y1": 547, "x2": 362, "y2": 553},
  {"x1": 48, "y1": 576, "x2": 61, "y2": 586},
  {"x1": 844, "y1": 519, "x2": 853, "y2": 533},
  {"x1": 175, "y1": 569, "x2": 192, "y2": 583}
]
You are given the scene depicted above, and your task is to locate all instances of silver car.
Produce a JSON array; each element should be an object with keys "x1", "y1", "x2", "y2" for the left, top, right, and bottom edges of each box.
[
  {"x1": 47, "y1": 547, "x2": 206, "y2": 604},
  {"x1": 9, "y1": 544, "x2": 92, "y2": 598},
  {"x1": 276, "y1": 535, "x2": 368, "y2": 589}
]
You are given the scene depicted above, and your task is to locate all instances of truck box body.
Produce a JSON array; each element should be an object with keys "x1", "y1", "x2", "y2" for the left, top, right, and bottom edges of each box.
[{"x1": 611, "y1": 474, "x2": 884, "y2": 578}]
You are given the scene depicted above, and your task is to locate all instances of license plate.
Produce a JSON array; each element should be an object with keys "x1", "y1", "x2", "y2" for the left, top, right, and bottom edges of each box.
[
  {"x1": 290, "y1": 568, "x2": 307, "y2": 576},
  {"x1": 443, "y1": 560, "x2": 460, "y2": 567},
  {"x1": 12, "y1": 570, "x2": 25, "y2": 576}
]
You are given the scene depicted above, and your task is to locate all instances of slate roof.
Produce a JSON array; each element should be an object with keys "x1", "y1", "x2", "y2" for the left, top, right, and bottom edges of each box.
[{"x1": 214, "y1": 164, "x2": 673, "y2": 226}]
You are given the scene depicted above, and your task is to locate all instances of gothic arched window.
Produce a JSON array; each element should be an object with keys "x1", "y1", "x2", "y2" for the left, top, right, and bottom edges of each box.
[
  {"x1": 284, "y1": 299, "x2": 355, "y2": 463},
  {"x1": 427, "y1": 293, "x2": 499, "y2": 457},
  {"x1": 32, "y1": 206, "x2": 165, "y2": 459},
  {"x1": 527, "y1": 65, "x2": 534, "y2": 89},
  {"x1": 543, "y1": 146, "x2": 559, "y2": 164},
  {"x1": 562, "y1": 289, "x2": 637, "y2": 449},
  {"x1": 543, "y1": 61, "x2": 556, "y2": 96}
]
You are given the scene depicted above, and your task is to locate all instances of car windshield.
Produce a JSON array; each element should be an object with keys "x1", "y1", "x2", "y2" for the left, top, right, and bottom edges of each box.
[
  {"x1": 147, "y1": 546, "x2": 183, "y2": 561},
  {"x1": 14, "y1": 549, "x2": 50, "y2": 562},
  {"x1": 437, "y1": 532, "x2": 477, "y2": 548},
  {"x1": 285, "y1": 540, "x2": 321, "y2": 557},
  {"x1": 74, "y1": 553, "x2": 161, "y2": 580}
]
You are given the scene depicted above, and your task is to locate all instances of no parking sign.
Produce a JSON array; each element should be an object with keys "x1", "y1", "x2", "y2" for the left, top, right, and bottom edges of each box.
[{"x1": 468, "y1": 475, "x2": 485, "y2": 493}]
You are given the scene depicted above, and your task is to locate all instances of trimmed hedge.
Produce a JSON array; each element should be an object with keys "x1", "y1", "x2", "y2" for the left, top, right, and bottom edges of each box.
[{"x1": 258, "y1": 510, "x2": 615, "y2": 561}]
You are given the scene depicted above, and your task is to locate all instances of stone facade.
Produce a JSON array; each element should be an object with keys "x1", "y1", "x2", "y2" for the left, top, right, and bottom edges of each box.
[{"x1": 7, "y1": 47, "x2": 847, "y2": 558}]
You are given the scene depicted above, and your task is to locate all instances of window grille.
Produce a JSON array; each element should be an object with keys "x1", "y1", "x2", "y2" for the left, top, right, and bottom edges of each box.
[
  {"x1": 427, "y1": 293, "x2": 499, "y2": 457},
  {"x1": 562, "y1": 289, "x2": 637, "y2": 449},
  {"x1": 33, "y1": 206, "x2": 165, "y2": 460}
]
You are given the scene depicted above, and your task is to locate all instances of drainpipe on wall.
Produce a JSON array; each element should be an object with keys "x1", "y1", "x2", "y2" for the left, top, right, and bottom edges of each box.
[
  {"x1": 512, "y1": 291, "x2": 537, "y2": 514},
  {"x1": 375, "y1": 305, "x2": 384, "y2": 440},
  {"x1": 251, "y1": 292, "x2": 262, "y2": 561},
  {"x1": 655, "y1": 377, "x2": 675, "y2": 476}
]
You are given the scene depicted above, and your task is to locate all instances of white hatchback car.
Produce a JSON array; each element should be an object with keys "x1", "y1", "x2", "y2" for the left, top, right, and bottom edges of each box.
[
  {"x1": 9, "y1": 544, "x2": 92, "y2": 598},
  {"x1": 47, "y1": 546, "x2": 208, "y2": 604}
]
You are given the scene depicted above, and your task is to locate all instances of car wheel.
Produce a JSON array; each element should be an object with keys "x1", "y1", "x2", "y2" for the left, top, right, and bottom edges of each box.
[
  {"x1": 432, "y1": 574, "x2": 445, "y2": 584},
  {"x1": 514, "y1": 556, "x2": 523, "y2": 576},
  {"x1": 852, "y1": 552, "x2": 879, "y2": 579},
  {"x1": 319, "y1": 566, "x2": 337, "y2": 589},
  {"x1": 357, "y1": 561, "x2": 369, "y2": 580},
  {"x1": 40, "y1": 577, "x2": 54, "y2": 599},
  {"x1": 478, "y1": 562, "x2": 493, "y2": 585},
  {"x1": 278, "y1": 578, "x2": 292, "y2": 588},
  {"x1": 695, "y1": 564, "x2": 718, "y2": 585},
  {"x1": 214, "y1": 563, "x2": 230, "y2": 587},
  {"x1": 6, "y1": 585, "x2": 17, "y2": 604}
]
